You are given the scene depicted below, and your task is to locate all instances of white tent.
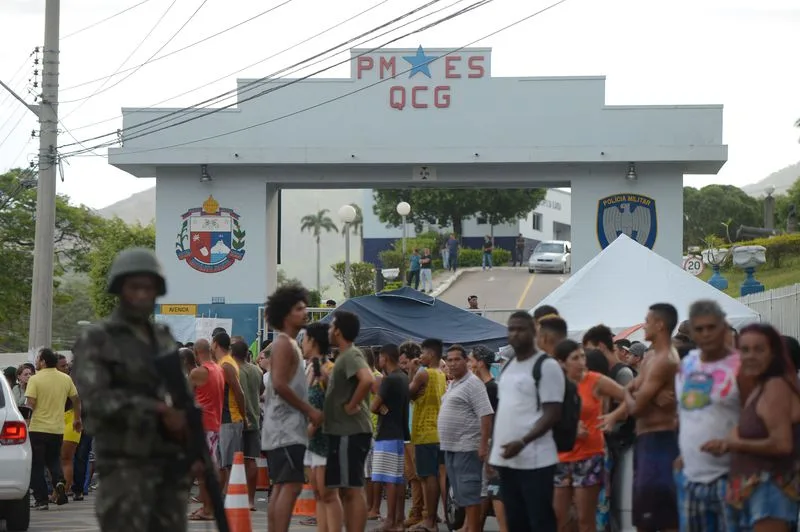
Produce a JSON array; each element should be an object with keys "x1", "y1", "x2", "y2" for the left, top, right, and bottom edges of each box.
[{"x1": 533, "y1": 234, "x2": 761, "y2": 338}]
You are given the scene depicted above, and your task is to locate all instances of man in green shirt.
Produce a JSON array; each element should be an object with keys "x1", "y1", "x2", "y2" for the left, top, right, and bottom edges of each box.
[
  {"x1": 324, "y1": 310, "x2": 375, "y2": 532},
  {"x1": 231, "y1": 339, "x2": 262, "y2": 510}
]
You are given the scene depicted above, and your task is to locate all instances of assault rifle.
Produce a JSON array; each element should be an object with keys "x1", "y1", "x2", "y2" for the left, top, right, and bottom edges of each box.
[{"x1": 156, "y1": 351, "x2": 230, "y2": 532}]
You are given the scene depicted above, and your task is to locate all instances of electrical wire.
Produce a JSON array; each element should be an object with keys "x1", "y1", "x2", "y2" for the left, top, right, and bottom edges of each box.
[
  {"x1": 61, "y1": 0, "x2": 155, "y2": 40},
  {"x1": 62, "y1": 0, "x2": 568, "y2": 159},
  {"x1": 59, "y1": 0, "x2": 181, "y2": 113},
  {"x1": 0, "y1": 50, "x2": 36, "y2": 109},
  {"x1": 60, "y1": 0, "x2": 296, "y2": 93},
  {"x1": 59, "y1": 0, "x2": 452, "y2": 149},
  {"x1": 104, "y1": 0, "x2": 466, "y2": 140},
  {"x1": 0, "y1": 110, "x2": 28, "y2": 150},
  {"x1": 66, "y1": 0, "x2": 392, "y2": 133}
]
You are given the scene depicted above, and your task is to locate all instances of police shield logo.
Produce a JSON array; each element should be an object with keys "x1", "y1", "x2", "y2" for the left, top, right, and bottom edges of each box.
[
  {"x1": 175, "y1": 195, "x2": 246, "y2": 273},
  {"x1": 596, "y1": 194, "x2": 657, "y2": 249}
]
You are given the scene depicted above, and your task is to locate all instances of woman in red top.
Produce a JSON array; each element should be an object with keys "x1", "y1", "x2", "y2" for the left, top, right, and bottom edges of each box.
[
  {"x1": 553, "y1": 339, "x2": 626, "y2": 532},
  {"x1": 188, "y1": 340, "x2": 225, "y2": 521}
]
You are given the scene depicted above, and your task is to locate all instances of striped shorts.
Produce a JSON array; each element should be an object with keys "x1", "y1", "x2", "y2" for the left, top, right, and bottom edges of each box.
[
  {"x1": 371, "y1": 440, "x2": 405, "y2": 485},
  {"x1": 675, "y1": 470, "x2": 734, "y2": 532}
]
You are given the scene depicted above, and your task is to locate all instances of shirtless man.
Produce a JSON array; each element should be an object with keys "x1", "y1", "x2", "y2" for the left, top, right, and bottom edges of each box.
[{"x1": 612, "y1": 303, "x2": 680, "y2": 532}]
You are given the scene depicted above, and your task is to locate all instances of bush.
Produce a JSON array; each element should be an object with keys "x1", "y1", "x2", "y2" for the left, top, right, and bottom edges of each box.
[
  {"x1": 730, "y1": 233, "x2": 800, "y2": 269},
  {"x1": 331, "y1": 262, "x2": 376, "y2": 297},
  {"x1": 456, "y1": 248, "x2": 512, "y2": 267},
  {"x1": 382, "y1": 281, "x2": 404, "y2": 292}
]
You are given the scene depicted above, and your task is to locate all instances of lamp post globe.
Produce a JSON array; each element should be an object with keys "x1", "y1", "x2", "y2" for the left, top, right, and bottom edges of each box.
[
  {"x1": 339, "y1": 204, "x2": 357, "y2": 224},
  {"x1": 396, "y1": 201, "x2": 411, "y2": 217}
]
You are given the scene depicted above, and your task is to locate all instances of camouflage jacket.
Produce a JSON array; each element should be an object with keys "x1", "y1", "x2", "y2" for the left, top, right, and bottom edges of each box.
[{"x1": 72, "y1": 309, "x2": 184, "y2": 461}]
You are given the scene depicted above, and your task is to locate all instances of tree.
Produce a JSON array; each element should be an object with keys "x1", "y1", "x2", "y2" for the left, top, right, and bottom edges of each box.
[
  {"x1": 300, "y1": 209, "x2": 338, "y2": 292},
  {"x1": 341, "y1": 203, "x2": 364, "y2": 261},
  {"x1": 277, "y1": 268, "x2": 321, "y2": 306},
  {"x1": 87, "y1": 218, "x2": 156, "y2": 318},
  {"x1": 0, "y1": 168, "x2": 105, "y2": 350},
  {"x1": 683, "y1": 185, "x2": 761, "y2": 247},
  {"x1": 52, "y1": 278, "x2": 96, "y2": 350},
  {"x1": 331, "y1": 261, "x2": 376, "y2": 297},
  {"x1": 372, "y1": 189, "x2": 545, "y2": 237}
]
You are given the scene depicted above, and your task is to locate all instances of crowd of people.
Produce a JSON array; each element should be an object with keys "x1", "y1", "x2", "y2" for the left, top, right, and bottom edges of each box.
[
  {"x1": 4, "y1": 350, "x2": 92, "y2": 511},
  {"x1": 9, "y1": 246, "x2": 800, "y2": 532}
]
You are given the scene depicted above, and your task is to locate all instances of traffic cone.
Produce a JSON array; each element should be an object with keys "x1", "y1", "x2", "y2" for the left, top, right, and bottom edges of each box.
[
  {"x1": 292, "y1": 484, "x2": 317, "y2": 517},
  {"x1": 225, "y1": 452, "x2": 253, "y2": 532},
  {"x1": 256, "y1": 456, "x2": 270, "y2": 491}
]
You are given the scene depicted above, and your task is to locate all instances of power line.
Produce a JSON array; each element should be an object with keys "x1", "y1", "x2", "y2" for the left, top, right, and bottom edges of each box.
[
  {"x1": 66, "y1": 0, "x2": 392, "y2": 133},
  {"x1": 59, "y1": 0, "x2": 452, "y2": 149},
  {"x1": 65, "y1": 0, "x2": 568, "y2": 159},
  {"x1": 0, "y1": 109, "x2": 28, "y2": 149},
  {"x1": 60, "y1": 0, "x2": 295, "y2": 93},
  {"x1": 0, "y1": 49, "x2": 37, "y2": 109},
  {"x1": 61, "y1": 0, "x2": 155, "y2": 40},
  {"x1": 59, "y1": 0, "x2": 181, "y2": 113}
]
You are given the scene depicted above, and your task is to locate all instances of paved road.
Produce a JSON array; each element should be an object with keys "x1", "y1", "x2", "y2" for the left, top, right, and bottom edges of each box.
[
  {"x1": 23, "y1": 491, "x2": 499, "y2": 531},
  {"x1": 439, "y1": 267, "x2": 568, "y2": 323}
]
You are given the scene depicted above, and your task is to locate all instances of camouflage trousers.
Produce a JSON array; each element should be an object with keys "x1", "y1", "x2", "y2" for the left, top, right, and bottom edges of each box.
[{"x1": 95, "y1": 460, "x2": 191, "y2": 532}]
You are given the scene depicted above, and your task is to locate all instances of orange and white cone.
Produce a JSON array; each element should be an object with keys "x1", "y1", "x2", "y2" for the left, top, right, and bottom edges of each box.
[
  {"x1": 225, "y1": 451, "x2": 253, "y2": 532},
  {"x1": 256, "y1": 455, "x2": 270, "y2": 491}
]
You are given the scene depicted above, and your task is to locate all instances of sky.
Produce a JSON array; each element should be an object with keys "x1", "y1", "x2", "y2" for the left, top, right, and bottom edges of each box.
[{"x1": 0, "y1": 0, "x2": 798, "y2": 210}]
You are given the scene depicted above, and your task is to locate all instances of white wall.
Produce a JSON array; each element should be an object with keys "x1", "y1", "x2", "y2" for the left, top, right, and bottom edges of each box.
[
  {"x1": 155, "y1": 167, "x2": 366, "y2": 304},
  {"x1": 520, "y1": 189, "x2": 572, "y2": 241},
  {"x1": 570, "y1": 166, "x2": 683, "y2": 270}
]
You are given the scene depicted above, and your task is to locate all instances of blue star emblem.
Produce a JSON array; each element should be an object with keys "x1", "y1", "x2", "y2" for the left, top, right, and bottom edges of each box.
[{"x1": 403, "y1": 46, "x2": 434, "y2": 79}]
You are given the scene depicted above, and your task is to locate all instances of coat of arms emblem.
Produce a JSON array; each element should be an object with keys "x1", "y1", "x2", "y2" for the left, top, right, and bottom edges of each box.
[{"x1": 175, "y1": 195, "x2": 246, "y2": 273}]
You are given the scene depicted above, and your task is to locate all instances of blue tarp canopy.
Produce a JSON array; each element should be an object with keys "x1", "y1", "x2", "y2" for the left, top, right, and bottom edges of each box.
[{"x1": 319, "y1": 287, "x2": 508, "y2": 351}]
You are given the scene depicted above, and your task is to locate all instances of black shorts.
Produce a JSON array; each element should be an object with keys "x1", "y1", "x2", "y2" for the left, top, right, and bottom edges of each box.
[
  {"x1": 415, "y1": 443, "x2": 443, "y2": 478},
  {"x1": 266, "y1": 444, "x2": 306, "y2": 485},
  {"x1": 242, "y1": 429, "x2": 260, "y2": 459},
  {"x1": 325, "y1": 433, "x2": 372, "y2": 489}
]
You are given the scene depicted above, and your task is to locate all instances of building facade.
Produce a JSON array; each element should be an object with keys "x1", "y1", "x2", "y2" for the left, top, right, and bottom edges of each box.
[
  {"x1": 107, "y1": 46, "x2": 727, "y2": 344},
  {"x1": 362, "y1": 188, "x2": 572, "y2": 265}
]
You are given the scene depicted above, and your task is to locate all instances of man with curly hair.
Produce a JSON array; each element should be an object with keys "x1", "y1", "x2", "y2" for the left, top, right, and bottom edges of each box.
[{"x1": 262, "y1": 283, "x2": 323, "y2": 532}]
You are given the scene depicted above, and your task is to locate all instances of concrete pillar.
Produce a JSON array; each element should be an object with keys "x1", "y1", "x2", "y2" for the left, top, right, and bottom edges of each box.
[
  {"x1": 265, "y1": 184, "x2": 280, "y2": 300},
  {"x1": 570, "y1": 165, "x2": 683, "y2": 272}
]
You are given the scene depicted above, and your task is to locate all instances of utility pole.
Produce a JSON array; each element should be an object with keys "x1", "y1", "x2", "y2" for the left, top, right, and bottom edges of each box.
[{"x1": 28, "y1": 0, "x2": 60, "y2": 351}]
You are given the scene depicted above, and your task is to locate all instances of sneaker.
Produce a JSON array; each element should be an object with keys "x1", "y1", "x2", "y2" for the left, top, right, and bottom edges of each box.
[
  {"x1": 33, "y1": 501, "x2": 49, "y2": 511},
  {"x1": 55, "y1": 482, "x2": 68, "y2": 505},
  {"x1": 72, "y1": 491, "x2": 84, "y2": 501}
]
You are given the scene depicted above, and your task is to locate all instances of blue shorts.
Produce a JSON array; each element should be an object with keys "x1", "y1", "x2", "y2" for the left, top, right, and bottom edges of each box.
[
  {"x1": 444, "y1": 451, "x2": 483, "y2": 507},
  {"x1": 730, "y1": 481, "x2": 799, "y2": 531}
]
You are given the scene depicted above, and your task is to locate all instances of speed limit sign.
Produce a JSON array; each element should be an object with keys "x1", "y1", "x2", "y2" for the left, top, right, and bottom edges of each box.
[{"x1": 683, "y1": 256, "x2": 705, "y2": 276}]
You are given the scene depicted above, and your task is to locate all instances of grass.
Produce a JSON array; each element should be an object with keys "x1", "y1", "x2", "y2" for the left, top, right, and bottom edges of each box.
[{"x1": 697, "y1": 255, "x2": 800, "y2": 297}]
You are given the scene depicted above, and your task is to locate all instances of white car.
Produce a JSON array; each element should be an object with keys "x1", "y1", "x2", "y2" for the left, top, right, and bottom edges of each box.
[
  {"x1": 0, "y1": 377, "x2": 32, "y2": 531},
  {"x1": 528, "y1": 240, "x2": 572, "y2": 274}
]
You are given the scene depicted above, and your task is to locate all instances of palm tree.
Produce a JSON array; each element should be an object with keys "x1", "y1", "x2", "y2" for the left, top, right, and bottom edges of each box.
[
  {"x1": 795, "y1": 118, "x2": 800, "y2": 143},
  {"x1": 301, "y1": 209, "x2": 339, "y2": 293},
  {"x1": 342, "y1": 203, "x2": 364, "y2": 261}
]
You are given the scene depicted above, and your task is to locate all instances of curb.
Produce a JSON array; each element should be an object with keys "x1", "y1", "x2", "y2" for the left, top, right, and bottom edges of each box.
[{"x1": 430, "y1": 266, "x2": 527, "y2": 298}]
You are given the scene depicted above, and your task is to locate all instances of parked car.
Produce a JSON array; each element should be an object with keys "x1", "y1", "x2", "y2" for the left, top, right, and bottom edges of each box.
[
  {"x1": 0, "y1": 377, "x2": 32, "y2": 531},
  {"x1": 528, "y1": 240, "x2": 572, "y2": 274}
]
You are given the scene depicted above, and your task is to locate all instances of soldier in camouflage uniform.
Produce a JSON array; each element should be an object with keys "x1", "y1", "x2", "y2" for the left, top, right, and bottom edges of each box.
[{"x1": 72, "y1": 248, "x2": 192, "y2": 531}]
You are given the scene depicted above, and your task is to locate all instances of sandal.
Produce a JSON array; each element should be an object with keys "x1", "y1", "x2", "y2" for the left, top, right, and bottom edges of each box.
[
  {"x1": 188, "y1": 508, "x2": 214, "y2": 521},
  {"x1": 299, "y1": 517, "x2": 317, "y2": 526}
]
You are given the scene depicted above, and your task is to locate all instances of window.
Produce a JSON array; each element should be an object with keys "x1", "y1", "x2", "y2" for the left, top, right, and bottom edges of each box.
[
  {"x1": 476, "y1": 216, "x2": 488, "y2": 225},
  {"x1": 531, "y1": 212, "x2": 543, "y2": 231}
]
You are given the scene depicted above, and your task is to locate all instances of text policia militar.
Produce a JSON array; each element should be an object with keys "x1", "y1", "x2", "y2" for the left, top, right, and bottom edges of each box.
[{"x1": 355, "y1": 48, "x2": 487, "y2": 110}]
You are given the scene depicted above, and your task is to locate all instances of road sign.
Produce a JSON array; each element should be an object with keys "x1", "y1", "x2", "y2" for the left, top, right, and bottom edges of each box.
[{"x1": 683, "y1": 256, "x2": 705, "y2": 276}]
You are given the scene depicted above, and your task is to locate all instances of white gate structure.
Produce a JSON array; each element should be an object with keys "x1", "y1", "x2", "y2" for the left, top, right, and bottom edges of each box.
[{"x1": 739, "y1": 284, "x2": 800, "y2": 339}]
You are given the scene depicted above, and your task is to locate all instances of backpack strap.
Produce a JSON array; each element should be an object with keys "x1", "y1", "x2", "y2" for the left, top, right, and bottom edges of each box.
[{"x1": 532, "y1": 354, "x2": 546, "y2": 411}]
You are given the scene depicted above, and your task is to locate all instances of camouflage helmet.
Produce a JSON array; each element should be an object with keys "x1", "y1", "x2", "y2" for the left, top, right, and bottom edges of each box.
[{"x1": 106, "y1": 248, "x2": 167, "y2": 296}]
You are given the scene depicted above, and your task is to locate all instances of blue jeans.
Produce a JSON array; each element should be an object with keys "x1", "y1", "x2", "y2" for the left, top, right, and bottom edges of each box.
[{"x1": 482, "y1": 252, "x2": 493, "y2": 269}]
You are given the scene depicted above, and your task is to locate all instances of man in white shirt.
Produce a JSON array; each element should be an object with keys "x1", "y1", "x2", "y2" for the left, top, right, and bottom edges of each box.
[{"x1": 489, "y1": 311, "x2": 565, "y2": 532}]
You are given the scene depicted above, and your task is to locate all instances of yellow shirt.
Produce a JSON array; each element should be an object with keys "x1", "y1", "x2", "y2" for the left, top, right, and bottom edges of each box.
[
  {"x1": 219, "y1": 354, "x2": 243, "y2": 423},
  {"x1": 26, "y1": 368, "x2": 78, "y2": 435},
  {"x1": 411, "y1": 368, "x2": 446, "y2": 445}
]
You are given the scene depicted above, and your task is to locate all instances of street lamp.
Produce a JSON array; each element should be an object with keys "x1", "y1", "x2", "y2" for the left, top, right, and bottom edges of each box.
[
  {"x1": 396, "y1": 202, "x2": 411, "y2": 270},
  {"x1": 338, "y1": 204, "x2": 357, "y2": 298},
  {"x1": 764, "y1": 185, "x2": 776, "y2": 230}
]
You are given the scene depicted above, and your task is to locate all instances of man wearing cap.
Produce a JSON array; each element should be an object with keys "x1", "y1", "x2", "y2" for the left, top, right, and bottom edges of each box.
[
  {"x1": 72, "y1": 248, "x2": 193, "y2": 531},
  {"x1": 625, "y1": 342, "x2": 647, "y2": 370}
]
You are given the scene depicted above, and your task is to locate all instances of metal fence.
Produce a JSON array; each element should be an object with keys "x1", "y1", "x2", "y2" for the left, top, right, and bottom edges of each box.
[{"x1": 738, "y1": 283, "x2": 800, "y2": 339}]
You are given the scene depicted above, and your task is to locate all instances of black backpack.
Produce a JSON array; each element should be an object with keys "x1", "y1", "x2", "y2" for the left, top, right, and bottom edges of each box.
[
  {"x1": 533, "y1": 355, "x2": 582, "y2": 453},
  {"x1": 500, "y1": 353, "x2": 582, "y2": 453},
  {"x1": 606, "y1": 362, "x2": 637, "y2": 448}
]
